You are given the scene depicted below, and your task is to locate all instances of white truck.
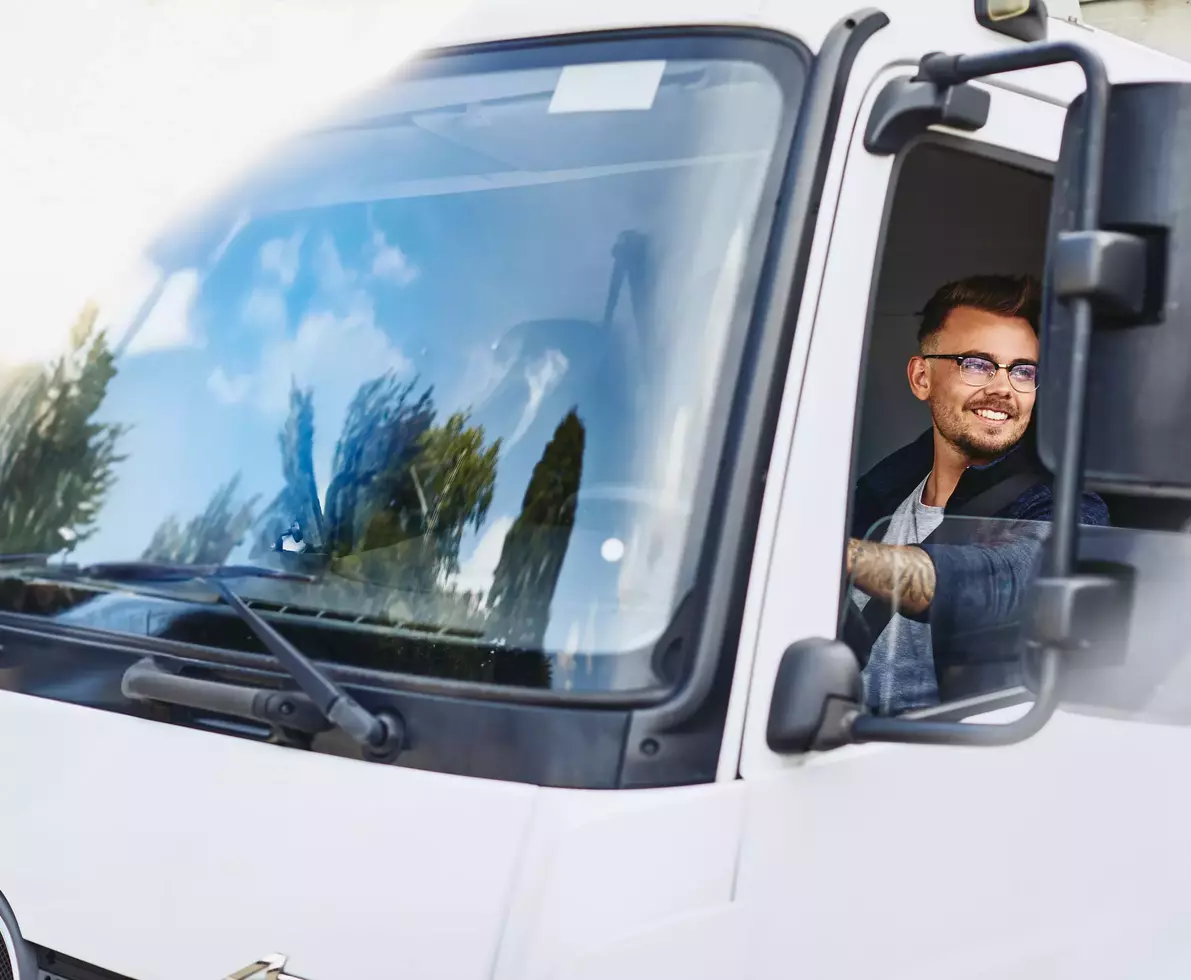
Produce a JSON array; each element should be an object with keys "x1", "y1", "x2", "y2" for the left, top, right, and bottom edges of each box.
[{"x1": 3, "y1": 1, "x2": 1191, "y2": 978}]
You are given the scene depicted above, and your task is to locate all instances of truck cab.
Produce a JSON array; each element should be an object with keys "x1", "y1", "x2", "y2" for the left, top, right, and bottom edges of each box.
[{"x1": 3, "y1": 2, "x2": 1191, "y2": 978}]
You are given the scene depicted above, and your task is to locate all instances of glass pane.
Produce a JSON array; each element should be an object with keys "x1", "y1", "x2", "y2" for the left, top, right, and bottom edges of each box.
[
  {"x1": 0, "y1": 40, "x2": 799, "y2": 694},
  {"x1": 844, "y1": 514, "x2": 1051, "y2": 716}
]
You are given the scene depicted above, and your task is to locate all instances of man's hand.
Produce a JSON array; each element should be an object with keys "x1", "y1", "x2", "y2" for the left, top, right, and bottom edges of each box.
[{"x1": 846, "y1": 538, "x2": 936, "y2": 616}]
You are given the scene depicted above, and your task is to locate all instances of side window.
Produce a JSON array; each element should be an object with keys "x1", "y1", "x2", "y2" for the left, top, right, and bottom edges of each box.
[
  {"x1": 841, "y1": 138, "x2": 1191, "y2": 721},
  {"x1": 842, "y1": 141, "x2": 1056, "y2": 717}
]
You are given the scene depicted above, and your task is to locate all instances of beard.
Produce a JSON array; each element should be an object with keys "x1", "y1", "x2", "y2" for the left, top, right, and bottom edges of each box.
[{"x1": 930, "y1": 391, "x2": 1029, "y2": 462}]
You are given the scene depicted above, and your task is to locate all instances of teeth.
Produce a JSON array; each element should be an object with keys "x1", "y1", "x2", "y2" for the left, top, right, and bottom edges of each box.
[{"x1": 975, "y1": 408, "x2": 1009, "y2": 421}]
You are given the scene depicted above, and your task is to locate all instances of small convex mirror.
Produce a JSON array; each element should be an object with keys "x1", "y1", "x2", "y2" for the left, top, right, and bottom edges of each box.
[
  {"x1": 974, "y1": 0, "x2": 1048, "y2": 42},
  {"x1": 1039, "y1": 82, "x2": 1191, "y2": 492}
]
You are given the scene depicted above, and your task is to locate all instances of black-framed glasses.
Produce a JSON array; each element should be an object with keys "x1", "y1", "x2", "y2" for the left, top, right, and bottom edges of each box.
[{"x1": 923, "y1": 354, "x2": 1039, "y2": 393}]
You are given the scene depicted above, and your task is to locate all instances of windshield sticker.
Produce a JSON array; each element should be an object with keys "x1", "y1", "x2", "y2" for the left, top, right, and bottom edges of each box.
[{"x1": 548, "y1": 60, "x2": 666, "y2": 114}]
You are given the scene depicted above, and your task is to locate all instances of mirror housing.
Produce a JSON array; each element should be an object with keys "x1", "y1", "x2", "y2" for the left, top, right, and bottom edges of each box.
[
  {"x1": 767, "y1": 638, "x2": 862, "y2": 753},
  {"x1": 1039, "y1": 82, "x2": 1191, "y2": 491}
]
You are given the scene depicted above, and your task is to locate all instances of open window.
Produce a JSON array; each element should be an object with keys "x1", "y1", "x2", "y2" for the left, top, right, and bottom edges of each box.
[
  {"x1": 843, "y1": 139, "x2": 1055, "y2": 717},
  {"x1": 843, "y1": 134, "x2": 1191, "y2": 722},
  {"x1": 853, "y1": 140, "x2": 1051, "y2": 480}
]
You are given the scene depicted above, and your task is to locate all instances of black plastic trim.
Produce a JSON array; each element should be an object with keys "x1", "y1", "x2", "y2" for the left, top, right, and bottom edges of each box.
[
  {"x1": 0, "y1": 621, "x2": 631, "y2": 788},
  {"x1": 0, "y1": 890, "x2": 36, "y2": 980},
  {"x1": 766, "y1": 637, "x2": 863, "y2": 753},
  {"x1": 620, "y1": 9, "x2": 890, "y2": 787},
  {"x1": 0, "y1": 608, "x2": 662, "y2": 709},
  {"x1": 864, "y1": 76, "x2": 990, "y2": 155},
  {"x1": 122, "y1": 657, "x2": 331, "y2": 735},
  {"x1": 33, "y1": 947, "x2": 134, "y2": 980}
]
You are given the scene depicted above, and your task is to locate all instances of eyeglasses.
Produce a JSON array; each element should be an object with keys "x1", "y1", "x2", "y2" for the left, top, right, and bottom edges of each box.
[{"x1": 922, "y1": 354, "x2": 1039, "y2": 393}]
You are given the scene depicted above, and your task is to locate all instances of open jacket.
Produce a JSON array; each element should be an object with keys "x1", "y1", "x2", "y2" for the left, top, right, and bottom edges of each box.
[{"x1": 848, "y1": 428, "x2": 1110, "y2": 706}]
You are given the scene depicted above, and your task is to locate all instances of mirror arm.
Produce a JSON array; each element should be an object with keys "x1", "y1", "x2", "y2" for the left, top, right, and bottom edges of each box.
[{"x1": 847, "y1": 647, "x2": 1061, "y2": 746}]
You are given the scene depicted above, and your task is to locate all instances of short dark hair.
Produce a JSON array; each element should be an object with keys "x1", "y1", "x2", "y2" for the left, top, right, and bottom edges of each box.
[{"x1": 917, "y1": 274, "x2": 1041, "y2": 349}]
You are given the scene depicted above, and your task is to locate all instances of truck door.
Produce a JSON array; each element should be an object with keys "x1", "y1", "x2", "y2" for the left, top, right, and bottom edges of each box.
[{"x1": 733, "y1": 58, "x2": 1191, "y2": 980}]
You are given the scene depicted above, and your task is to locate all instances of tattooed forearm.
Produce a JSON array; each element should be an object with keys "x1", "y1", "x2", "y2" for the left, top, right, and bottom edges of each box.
[{"x1": 846, "y1": 538, "x2": 937, "y2": 616}]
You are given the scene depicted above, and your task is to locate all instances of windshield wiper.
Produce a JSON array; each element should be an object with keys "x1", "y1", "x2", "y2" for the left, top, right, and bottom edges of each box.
[
  {"x1": 0, "y1": 553, "x2": 53, "y2": 565},
  {"x1": 79, "y1": 561, "x2": 315, "y2": 584},
  {"x1": 20, "y1": 560, "x2": 404, "y2": 759}
]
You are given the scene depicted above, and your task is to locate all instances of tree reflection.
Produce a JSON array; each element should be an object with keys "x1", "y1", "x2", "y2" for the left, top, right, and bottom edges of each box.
[
  {"x1": 253, "y1": 372, "x2": 502, "y2": 603},
  {"x1": 251, "y1": 384, "x2": 325, "y2": 557},
  {"x1": 142, "y1": 474, "x2": 259, "y2": 565},
  {"x1": 321, "y1": 373, "x2": 501, "y2": 594},
  {"x1": 488, "y1": 409, "x2": 586, "y2": 649},
  {"x1": 0, "y1": 305, "x2": 126, "y2": 555},
  {"x1": 323, "y1": 373, "x2": 436, "y2": 561},
  {"x1": 233, "y1": 371, "x2": 594, "y2": 688}
]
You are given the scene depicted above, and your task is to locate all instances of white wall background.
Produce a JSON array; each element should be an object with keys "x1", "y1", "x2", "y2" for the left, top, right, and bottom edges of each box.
[
  {"x1": 0, "y1": 0, "x2": 468, "y2": 368},
  {"x1": 1082, "y1": 0, "x2": 1191, "y2": 60},
  {"x1": 0, "y1": 0, "x2": 1181, "y2": 372}
]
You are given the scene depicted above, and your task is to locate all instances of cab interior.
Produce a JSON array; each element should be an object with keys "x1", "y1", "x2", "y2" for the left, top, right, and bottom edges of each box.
[{"x1": 854, "y1": 138, "x2": 1191, "y2": 533}]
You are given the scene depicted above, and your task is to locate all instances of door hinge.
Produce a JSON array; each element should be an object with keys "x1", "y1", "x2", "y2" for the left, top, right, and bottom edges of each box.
[{"x1": 223, "y1": 954, "x2": 308, "y2": 980}]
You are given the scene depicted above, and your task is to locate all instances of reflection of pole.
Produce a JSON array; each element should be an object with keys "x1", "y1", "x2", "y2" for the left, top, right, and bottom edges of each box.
[
  {"x1": 409, "y1": 464, "x2": 429, "y2": 520},
  {"x1": 115, "y1": 211, "x2": 245, "y2": 358},
  {"x1": 602, "y1": 231, "x2": 649, "y2": 330},
  {"x1": 111, "y1": 275, "x2": 168, "y2": 359}
]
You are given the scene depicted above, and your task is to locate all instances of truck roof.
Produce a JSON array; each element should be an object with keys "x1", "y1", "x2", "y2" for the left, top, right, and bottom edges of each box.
[{"x1": 423, "y1": 0, "x2": 1191, "y2": 97}]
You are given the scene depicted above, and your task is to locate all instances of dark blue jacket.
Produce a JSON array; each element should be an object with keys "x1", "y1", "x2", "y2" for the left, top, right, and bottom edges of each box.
[{"x1": 849, "y1": 429, "x2": 1110, "y2": 706}]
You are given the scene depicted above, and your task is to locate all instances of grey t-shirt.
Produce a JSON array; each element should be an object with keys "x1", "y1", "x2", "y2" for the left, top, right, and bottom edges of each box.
[{"x1": 850, "y1": 473, "x2": 944, "y2": 715}]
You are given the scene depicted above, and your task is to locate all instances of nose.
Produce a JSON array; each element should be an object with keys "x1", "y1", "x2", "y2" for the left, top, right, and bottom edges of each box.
[{"x1": 984, "y1": 366, "x2": 1014, "y2": 396}]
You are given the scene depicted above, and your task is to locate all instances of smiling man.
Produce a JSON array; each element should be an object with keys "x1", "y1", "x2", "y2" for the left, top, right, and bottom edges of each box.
[{"x1": 845, "y1": 274, "x2": 1110, "y2": 715}]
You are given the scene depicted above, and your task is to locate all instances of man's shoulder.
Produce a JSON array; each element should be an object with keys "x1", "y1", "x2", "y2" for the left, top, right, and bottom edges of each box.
[
  {"x1": 852, "y1": 430, "x2": 935, "y2": 536},
  {"x1": 1002, "y1": 480, "x2": 1111, "y2": 526}
]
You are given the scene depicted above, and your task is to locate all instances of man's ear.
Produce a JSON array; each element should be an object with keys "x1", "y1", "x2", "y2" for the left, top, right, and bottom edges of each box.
[{"x1": 907, "y1": 355, "x2": 930, "y2": 403}]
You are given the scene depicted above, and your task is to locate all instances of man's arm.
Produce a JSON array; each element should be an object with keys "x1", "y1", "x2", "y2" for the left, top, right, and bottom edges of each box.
[{"x1": 846, "y1": 538, "x2": 936, "y2": 616}]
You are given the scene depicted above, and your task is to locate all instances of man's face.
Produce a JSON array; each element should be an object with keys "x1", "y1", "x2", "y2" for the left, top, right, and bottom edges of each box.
[{"x1": 909, "y1": 305, "x2": 1039, "y2": 461}]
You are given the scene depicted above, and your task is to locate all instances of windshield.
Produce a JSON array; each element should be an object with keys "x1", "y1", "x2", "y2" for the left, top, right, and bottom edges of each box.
[{"x1": 0, "y1": 36, "x2": 804, "y2": 694}]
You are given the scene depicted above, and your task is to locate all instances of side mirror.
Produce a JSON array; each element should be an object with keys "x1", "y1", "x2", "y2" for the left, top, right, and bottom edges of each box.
[
  {"x1": 767, "y1": 631, "x2": 1064, "y2": 753},
  {"x1": 766, "y1": 638, "x2": 862, "y2": 753},
  {"x1": 1039, "y1": 81, "x2": 1191, "y2": 491}
]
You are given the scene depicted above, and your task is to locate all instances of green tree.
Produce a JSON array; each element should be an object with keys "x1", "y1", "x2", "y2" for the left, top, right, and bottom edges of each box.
[
  {"x1": 252, "y1": 370, "x2": 553, "y2": 687},
  {"x1": 323, "y1": 373, "x2": 436, "y2": 561},
  {"x1": 487, "y1": 409, "x2": 585, "y2": 649},
  {"x1": 393, "y1": 409, "x2": 502, "y2": 581},
  {"x1": 142, "y1": 473, "x2": 260, "y2": 565},
  {"x1": 323, "y1": 374, "x2": 501, "y2": 594},
  {"x1": 0, "y1": 304, "x2": 126, "y2": 555}
]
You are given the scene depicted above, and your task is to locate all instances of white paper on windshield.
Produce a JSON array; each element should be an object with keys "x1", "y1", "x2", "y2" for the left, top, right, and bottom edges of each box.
[{"x1": 548, "y1": 60, "x2": 666, "y2": 114}]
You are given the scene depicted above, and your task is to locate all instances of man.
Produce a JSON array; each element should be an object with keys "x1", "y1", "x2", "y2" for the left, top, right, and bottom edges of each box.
[{"x1": 845, "y1": 274, "x2": 1109, "y2": 716}]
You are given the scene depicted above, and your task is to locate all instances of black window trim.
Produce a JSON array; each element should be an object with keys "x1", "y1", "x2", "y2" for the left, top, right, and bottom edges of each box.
[{"x1": 621, "y1": 10, "x2": 891, "y2": 786}]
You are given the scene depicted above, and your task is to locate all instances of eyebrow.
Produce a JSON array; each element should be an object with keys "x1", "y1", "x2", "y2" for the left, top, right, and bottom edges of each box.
[{"x1": 956, "y1": 349, "x2": 1039, "y2": 366}]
